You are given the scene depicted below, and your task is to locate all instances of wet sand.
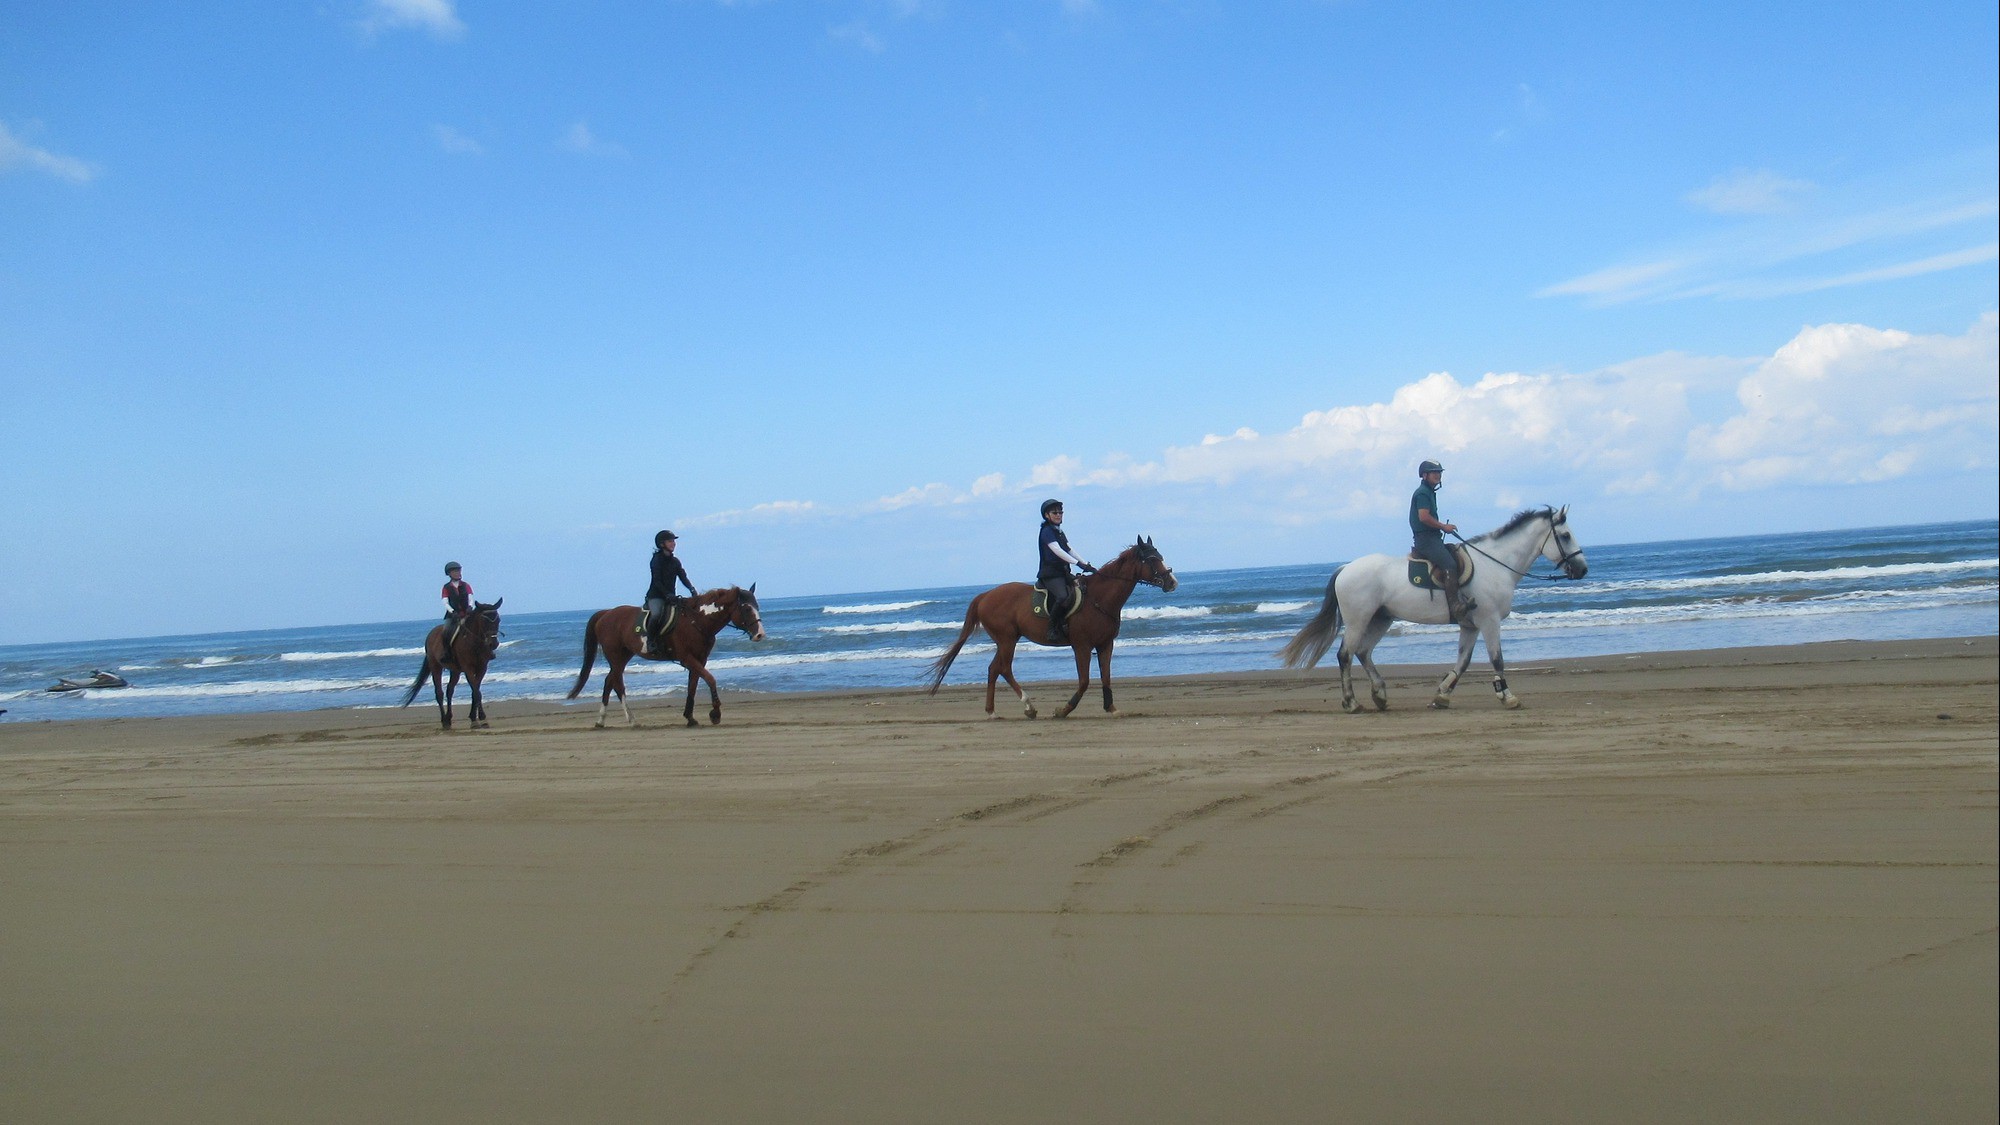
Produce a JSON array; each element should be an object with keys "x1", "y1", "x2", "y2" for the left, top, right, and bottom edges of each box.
[{"x1": 3, "y1": 637, "x2": 1995, "y2": 1123}]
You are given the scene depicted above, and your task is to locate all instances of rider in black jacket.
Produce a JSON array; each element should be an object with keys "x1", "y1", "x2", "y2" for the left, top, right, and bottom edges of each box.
[
  {"x1": 1036, "y1": 499, "x2": 1094, "y2": 643},
  {"x1": 644, "y1": 530, "x2": 697, "y2": 656}
]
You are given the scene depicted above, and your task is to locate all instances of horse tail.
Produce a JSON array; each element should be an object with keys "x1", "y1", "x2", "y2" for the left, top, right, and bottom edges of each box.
[
  {"x1": 397, "y1": 654, "x2": 431, "y2": 708},
  {"x1": 566, "y1": 611, "x2": 605, "y2": 700},
  {"x1": 1277, "y1": 566, "x2": 1345, "y2": 670},
  {"x1": 921, "y1": 598, "x2": 983, "y2": 695}
]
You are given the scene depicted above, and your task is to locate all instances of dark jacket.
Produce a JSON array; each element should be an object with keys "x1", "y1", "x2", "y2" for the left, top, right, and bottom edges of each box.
[
  {"x1": 1038, "y1": 522, "x2": 1076, "y2": 580},
  {"x1": 647, "y1": 550, "x2": 694, "y2": 602}
]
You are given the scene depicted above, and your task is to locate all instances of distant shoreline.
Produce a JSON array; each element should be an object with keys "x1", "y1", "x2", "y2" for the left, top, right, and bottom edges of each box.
[{"x1": 4, "y1": 634, "x2": 1991, "y2": 733}]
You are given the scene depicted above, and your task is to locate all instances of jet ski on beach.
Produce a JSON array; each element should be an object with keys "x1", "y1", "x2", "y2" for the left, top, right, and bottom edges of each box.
[{"x1": 48, "y1": 670, "x2": 130, "y2": 693}]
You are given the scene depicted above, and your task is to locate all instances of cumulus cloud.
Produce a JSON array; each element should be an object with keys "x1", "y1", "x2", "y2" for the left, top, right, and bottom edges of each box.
[
  {"x1": 1688, "y1": 313, "x2": 1999, "y2": 489},
  {"x1": 0, "y1": 122, "x2": 96, "y2": 183},
  {"x1": 361, "y1": 0, "x2": 465, "y2": 39},
  {"x1": 680, "y1": 316, "x2": 1998, "y2": 529}
]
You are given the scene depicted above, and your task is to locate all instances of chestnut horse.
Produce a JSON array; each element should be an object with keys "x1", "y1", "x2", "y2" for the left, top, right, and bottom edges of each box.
[
  {"x1": 398, "y1": 599, "x2": 503, "y2": 730},
  {"x1": 923, "y1": 537, "x2": 1177, "y2": 719},
  {"x1": 565, "y1": 586, "x2": 767, "y2": 728}
]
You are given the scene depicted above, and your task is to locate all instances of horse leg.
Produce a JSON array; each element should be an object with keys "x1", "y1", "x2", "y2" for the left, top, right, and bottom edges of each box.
[
  {"x1": 1484, "y1": 623, "x2": 1521, "y2": 709},
  {"x1": 1336, "y1": 639, "x2": 1361, "y2": 713},
  {"x1": 599, "y1": 651, "x2": 633, "y2": 728},
  {"x1": 683, "y1": 665, "x2": 699, "y2": 727},
  {"x1": 1056, "y1": 645, "x2": 1091, "y2": 719},
  {"x1": 1097, "y1": 642, "x2": 1119, "y2": 716},
  {"x1": 469, "y1": 673, "x2": 486, "y2": 729},
  {"x1": 700, "y1": 663, "x2": 723, "y2": 725},
  {"x1": 1433, "y1": 625, "x2": 1480, "y2": 709},
  {"x1": 429, "y1": 660, "x2": 449, "y2": 729},
  {"x1": 988, "y1": 635, "x2": 1033, "y2": 719},
  {"x1": 445, "y1": 668, "x2": 461, "y2": 729},
  {"x1": 1353, "y1": 611, "x2": 1394, "y2": 711}
]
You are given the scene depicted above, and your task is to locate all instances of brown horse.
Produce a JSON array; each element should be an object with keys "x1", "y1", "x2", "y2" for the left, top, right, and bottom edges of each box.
[
  {"x1": 398, "y1": 599, "x2": 503, "y2": 730},
  {"x1": 565, "y1": 586, "x2": 767, "y2": 728},
  {"x1": 923, "y1": 537, "x2": 1176, "y2": 719}
]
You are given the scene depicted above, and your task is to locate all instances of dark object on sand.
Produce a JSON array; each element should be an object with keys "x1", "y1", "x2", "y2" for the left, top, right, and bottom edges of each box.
[{"x1": 49, "y1": 670, "x2": 129, "y2": 693}]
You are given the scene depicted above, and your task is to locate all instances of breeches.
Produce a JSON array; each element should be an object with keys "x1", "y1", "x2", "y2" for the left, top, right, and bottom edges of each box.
[
  {"x1": 644, "y1": 597, "x2": 669, "y2": 634},
  {"x1": 1414, "y1": 540, "x2": 1461, "y2": 583},
  {"x1": 1038, "y1": 573, "x2": 1073, "y2": 613}
]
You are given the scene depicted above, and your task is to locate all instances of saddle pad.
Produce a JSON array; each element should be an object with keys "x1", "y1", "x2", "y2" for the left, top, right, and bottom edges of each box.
[
  {"x1": 635, "y1": 603, "x2": 680, "y2": 636},
  {"x1": 1032, "y1": 584, "x2": 1084, "y2": 621},
  {"x1": 1406, "y1": 546, "x2": 1474, "y2": 590}
]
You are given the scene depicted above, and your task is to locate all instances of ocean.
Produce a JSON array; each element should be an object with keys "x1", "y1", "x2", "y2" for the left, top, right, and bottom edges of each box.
[{"x1": 3, "y1": 520, "x2": 1994, "y2": 723}]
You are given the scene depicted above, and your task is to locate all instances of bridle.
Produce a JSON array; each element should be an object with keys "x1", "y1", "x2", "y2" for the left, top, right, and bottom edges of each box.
[
  {"x1": 1084, "y1": 546, "x2": 1175, "y2": 614},
  {"x1": 1452, "y1": 513, "x2": 1585, "y2": 583}
]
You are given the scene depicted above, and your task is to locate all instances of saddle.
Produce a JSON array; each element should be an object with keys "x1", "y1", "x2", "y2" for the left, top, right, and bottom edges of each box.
[
  {"x1": 1406, "y1": 545, "x2": 1475, "y2": 591},
  {"x1": 1032, "y1": 580, "x2": 1085, "y2": 622},
  {"x1": 636, "y1": 603, "x2": 680, "y2": 652}
]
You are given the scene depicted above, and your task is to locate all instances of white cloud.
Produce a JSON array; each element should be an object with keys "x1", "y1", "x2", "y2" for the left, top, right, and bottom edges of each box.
[
  {"x1": 829, "y1": 22, "x2": 886, "y2": 52},
  {"x1": 1687, "y1": 313, "x2": 1999, "y2": 489},
  {"x1": 0, "y1": 122, "x2": 96, "y2": 183},
  {"x1": 432, "y1": 124, "x2": 483, "y2": 155},
  {"x1": 1687, "y1": 169, "x2": 1814, "y2": 214},
  {"x1": 361, "y1": 0, "x2": 465, "y2": 39},
  {"x1": 1542, "y1": 176, "x2": 1999, "y2": 305},
  {"x1": 677, "y1": 316, "x2": 1998, "y2": 528},
  {"x1": 560, "y1": 121, "x2": 629, "y2": 158}
]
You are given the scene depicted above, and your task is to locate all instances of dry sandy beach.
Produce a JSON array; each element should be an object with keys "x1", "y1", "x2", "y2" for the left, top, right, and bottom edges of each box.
[{"x1": 4, "y1": 637, "x2": 1995, "y2": 1123}]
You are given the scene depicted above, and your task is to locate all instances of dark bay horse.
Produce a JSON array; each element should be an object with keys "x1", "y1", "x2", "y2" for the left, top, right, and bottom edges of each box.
[
  {"x1": 398, "y1": 599, "x2": 503, "y2": 730},
  {"x1": 923, "y1": 537, "x2": 1177, "y2": 719},
  {"x1": 565, "y1": 586, "x2": 767, "y2": 728}
]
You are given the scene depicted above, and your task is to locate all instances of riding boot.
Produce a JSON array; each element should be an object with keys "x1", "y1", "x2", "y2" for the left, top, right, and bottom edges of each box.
[
  {"x1": 1048, "y1": 613, "x2": 1067, "y2": 644},
  {"x1": 1443, "y1": 575, "x2": 1477, "y2": 623}
]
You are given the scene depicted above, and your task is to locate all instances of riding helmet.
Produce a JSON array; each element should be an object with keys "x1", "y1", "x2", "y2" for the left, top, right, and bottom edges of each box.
[
  {"x1": 655, "y1": 530, "x2": 677, "y2": 547},
  {"x1": 444, "y1": 561, "x2": 461, "y2": 574},
  {"x1": 1040, "y1": 499, "x2": 1063, "y2": 518},
  {"x1": 1418, "y1": 460, "x2": 1444, "y2": 476}
]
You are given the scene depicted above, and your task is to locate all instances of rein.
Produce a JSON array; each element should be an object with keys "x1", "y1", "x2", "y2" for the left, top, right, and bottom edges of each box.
[{"x1": 1451, "y1": 521, "x2": 1582, "y2": 583}]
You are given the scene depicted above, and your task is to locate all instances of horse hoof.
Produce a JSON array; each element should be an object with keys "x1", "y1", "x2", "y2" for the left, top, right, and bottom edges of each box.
[
  {"x1": 1106, "y1": 708, "x2": 1123, "y2": 719},
  {"x1": 685, "y1": 718, "x2": 700, "y2": 728},
  {"x1": 1341, "y1": 697, "x2": 1363, "y2": 714},
  {"x1": 1430, "y1": 696, "x2": 1451, "y2": 709},
  {"x1": 1023, "y1": 707, "x2": 1038, "y2": 720},
  {"x1": 708, "y1": 714, "x2": 721, "y2": 726},
  {"x1": 1372, "y1": 696, "x2": 1389, "y2": 712},
  {"x1": 592, "y1": 721, "x2": 605, "y2": 730},
  {"x1": 1501, "y1": 693, "x2": 1523, "y2": 710}
]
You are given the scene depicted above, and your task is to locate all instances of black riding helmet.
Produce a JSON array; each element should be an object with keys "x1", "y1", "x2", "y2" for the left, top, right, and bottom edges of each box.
[
  {"x1": 1040, "y1": 499, "x2": 1063, "y2": 518},
  {"x1": 444, "y1": 561, "x2": 461, "y2": 575},
  {"x1": 1418, "y1": 460, "x2": 1443, "y2": 476},
  {"x1": 655, "y1": 530, "x2": 677, "y2": 548}
]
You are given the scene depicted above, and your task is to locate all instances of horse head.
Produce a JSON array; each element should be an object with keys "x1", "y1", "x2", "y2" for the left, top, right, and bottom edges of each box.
[
  {"x1": 1543, "y1": 508, "x2": 1588, "y2": 579},
  {"x1": 1127, "y1": 534, "x2": 1178, "y2": 592},
  {"x1": 730, "y1": 584, "x2": 767, "y2": 642},
  {"x1": 471, "y1": 599, "x2": 504, "y2": 653}
]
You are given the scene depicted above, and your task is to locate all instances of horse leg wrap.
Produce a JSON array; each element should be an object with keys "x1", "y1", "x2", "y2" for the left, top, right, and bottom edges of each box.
[{"x1": 1493, "y1": 678, "x2": 1508, "y2": 693}]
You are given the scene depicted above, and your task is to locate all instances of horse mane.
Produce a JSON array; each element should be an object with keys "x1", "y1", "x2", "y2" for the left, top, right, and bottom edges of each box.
[{"x1": 1469, "y1": 507, "x2": 1555, "y2": 544}]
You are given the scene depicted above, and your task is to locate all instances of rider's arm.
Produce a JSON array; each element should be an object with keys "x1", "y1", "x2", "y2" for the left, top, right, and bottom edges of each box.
[
  {"x1": 679, "y1": 569, "x2": 697, "y2": 597},
  {"x1": 1047, "y1": 540, "x2": 1088, "y2": 568},
  {"x1": 1418, "y1": 508, "x2": 1457, "y2": 534}
]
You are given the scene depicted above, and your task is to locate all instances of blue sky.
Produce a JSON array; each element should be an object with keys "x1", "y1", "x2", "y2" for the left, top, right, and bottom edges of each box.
[{"x1": 3, "y1": 0, "x2": 1995, "y2": 644}]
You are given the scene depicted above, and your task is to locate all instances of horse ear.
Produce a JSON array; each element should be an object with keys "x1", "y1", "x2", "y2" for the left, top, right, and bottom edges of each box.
[
  {"x1": 1557, "y1": 505, "x2": 1569, "y2": 521},
  {"x1": 492, "y1": 597, "x2": 502, "y2": 609},
  {"x1": 749, "y1": 582, "x2": 756, "y2": 594}
]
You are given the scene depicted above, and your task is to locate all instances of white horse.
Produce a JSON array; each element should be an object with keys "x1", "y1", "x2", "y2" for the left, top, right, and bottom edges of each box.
[{"x1": 1278, "y1": 507, "x2": 1588, "y2": 711}]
